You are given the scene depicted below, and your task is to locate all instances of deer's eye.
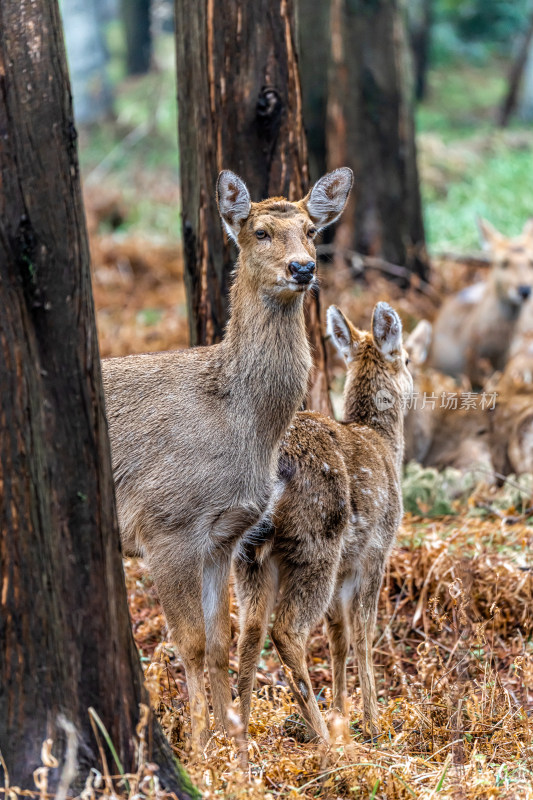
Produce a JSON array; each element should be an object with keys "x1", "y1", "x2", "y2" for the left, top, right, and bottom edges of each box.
[
  {"x1": 405, "y1": 357, "x2": 410, "y2": 367},
  {"x1": 255, "y1": 229, "x2": 268, "y2": 240},
  {"x1": 308, "y1": 228, "x2": 317, "y2": 238},
  {"x1": 500, "y1": 259, "x2": 510, "y2": 269}
]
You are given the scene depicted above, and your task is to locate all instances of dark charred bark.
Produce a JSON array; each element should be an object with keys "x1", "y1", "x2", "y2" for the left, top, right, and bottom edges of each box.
[
  {"x1": 297, "y1": 0, "x2": 331, "y2": 182},
  {"x1": 0, "y1": 1, "x2": 196, "y2": 795},
  {"x1": 175, "y1": 0, "x2": 333, "y2": 415},
  {"x1": 121, "y1": 0, "x2": 152, "y2": 75},
  {"x1": 327, "y1": 0, "x2": 428, "y2": 281}
]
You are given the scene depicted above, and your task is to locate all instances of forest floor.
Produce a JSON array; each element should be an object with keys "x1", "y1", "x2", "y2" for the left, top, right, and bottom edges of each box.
[
  {"x1": 85, "y1": 207, "x2": 533, "y2": 798},
  {"x1": 78, "y1": 40, "x2": 533, "y2": 800}
]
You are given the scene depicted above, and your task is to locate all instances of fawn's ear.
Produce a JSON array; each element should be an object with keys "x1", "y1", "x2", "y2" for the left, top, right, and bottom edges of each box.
[
  {"x1": 217, "y1": 170, "x2": 251, "y2": 244},
  {"x1": 522, "y1": 218, "x2": 533, "y2": 239},
  {"x1": 327, "y1": 305, "x2": 358, "y2": 362},
  {"x1": 304, "y1": 168, "x2": 353, "y2": 230},
  {"x1": 405, "y1": 319, "x2": 432, "y2": 367},
  {"x1": 372, "y1": 302, "x2": 403, "y2": 358},
  {"x1": 477, "y1": 217, "x2": 505, "y2": 251}
]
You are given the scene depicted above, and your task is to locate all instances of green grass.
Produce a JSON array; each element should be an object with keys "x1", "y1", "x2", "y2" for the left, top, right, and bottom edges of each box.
[
  {"x1": 416, "y1": 61, "x2": 508, "y2": 137},
  {"x1": 417, "y1": 59, "x2": 533, "y2": 251},
  {"x1": 423, "y1": 143, "x2": 533, "y2": 250}
]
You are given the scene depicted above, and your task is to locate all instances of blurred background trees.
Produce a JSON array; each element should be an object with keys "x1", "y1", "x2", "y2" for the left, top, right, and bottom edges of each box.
[{"x1": 57, "y1": 0, "x2": 533, "y2": 346}]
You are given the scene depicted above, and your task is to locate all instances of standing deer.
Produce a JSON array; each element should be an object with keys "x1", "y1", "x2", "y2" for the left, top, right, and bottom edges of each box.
[
  {"x1": 234, "y1": 302, "x2": 412, "y2": 744},
  {"x1": 429, "y1": 218, "x2": 533, "y2": 386},
  {"x1": 102, "y1": 168, "x2": 353, "y2": 745}
]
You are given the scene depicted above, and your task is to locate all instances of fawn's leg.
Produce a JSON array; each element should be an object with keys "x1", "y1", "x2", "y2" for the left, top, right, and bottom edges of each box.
[
  {"x1": 325, "y1": 595, "x2": 350, "y2": 715},
  {"x1": 350, "y1": 558, "x2": 384, "y2": 737},
  {"x1": 203, "y1": 551, "x2": 233, "y2": 735},
  {"x1": 271, "y1": 564, "x2": 336, "y2": 742},
  {"x1": 234, "y1": 554, "x2": 278, "y2": 736},
  {"x1": 147, "y1": 545, "x2": 210, "y2": 746}
]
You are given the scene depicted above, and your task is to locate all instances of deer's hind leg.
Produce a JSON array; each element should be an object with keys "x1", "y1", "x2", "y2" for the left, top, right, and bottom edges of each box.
[
  {"x1": 271, "y1": 557, "x2": 339, "y2": 742},
  {"x1": 350, "y1": 551, "x2": 386, "y2": 738},
  {"x1": 233, "y1": 548, "x2": 278, "y2": 737},
  {"x1": 325, "y1": 594, "x2": 350, "y2": 716}
]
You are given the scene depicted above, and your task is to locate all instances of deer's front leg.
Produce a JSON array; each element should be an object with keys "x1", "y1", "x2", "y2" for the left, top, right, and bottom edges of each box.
[
  {"x1": 205, "y1": 502, "x2": 268, "y2": 734},
  {"x1": 203, "y1": 551, "x2": 233, "y2": 734},
  {"x1": 147, "y1": 542, "x2": 210, "y2": 747}
]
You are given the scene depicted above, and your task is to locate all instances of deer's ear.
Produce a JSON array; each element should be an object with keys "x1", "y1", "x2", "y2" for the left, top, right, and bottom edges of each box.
[
  {"x1": 327, "y1": 305, "x2": 358, "y2": 362},
  {"x1": 405, "y1": 319, "x2": 432, "y2": 367},
  {"x1": 477, "y1": 217, "x2": 505, "y2": 251},
  {"x1": 217, "y1": 170, "x2": 251, "y2": 244},
  {"x1": 304, "y1": 168, "x2": 353, "y2": 230},
  {"x1": 372, "y1": 302, "x2": 403, "y2": 358}
]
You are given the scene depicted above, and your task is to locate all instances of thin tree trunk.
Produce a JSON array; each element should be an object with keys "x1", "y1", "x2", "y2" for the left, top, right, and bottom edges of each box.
[
  {"x1": 327, "y1": 0, "x2": 428, "y2": 281},
  {"x1": 297, "y1": 0, "x2": 331, "y2": 182},
  {"x1": 498, "y1": 9, "x2": 533, "y2": 126},
  {"x1": 175, "y1": 0, "x2": 333, "y2": 415},
  {"x1": 409, "y1": 0, "x2": 432, "y2": 102},
  {"x1": 121, "y1": 0, "x2": 152, "y2": 75},
  {"x1": 60, "y1": 0, "x2": 113, "y2": 124},
  {"x1": 0, "y1": 1, "x2": 196, "y2": 794}
]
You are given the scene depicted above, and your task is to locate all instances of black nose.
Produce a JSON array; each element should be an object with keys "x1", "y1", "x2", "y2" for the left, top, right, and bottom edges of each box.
[
  {"x1": 288, "y1": 261, "x2": 315, "y2": 284},
  {"x1": 519, "y1": 285, "x2": 531, "y2": 300}
]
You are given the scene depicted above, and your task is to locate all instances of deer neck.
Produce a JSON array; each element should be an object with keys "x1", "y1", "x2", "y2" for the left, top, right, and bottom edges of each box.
[
  {"x1": 343, "y1": 367, "x2": 405, "y2": 471},
  {"x1": 221, "y1": 267, "x2": 312, "y2": 450}
]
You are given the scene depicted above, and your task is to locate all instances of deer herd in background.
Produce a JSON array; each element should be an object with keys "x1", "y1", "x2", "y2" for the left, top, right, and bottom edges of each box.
[
  {"x1": 102, "y1": 170, "x2": 532, "y2": 758},
  {"x1": 405, "y1": 217, "x2": 533, "y2": 480}
]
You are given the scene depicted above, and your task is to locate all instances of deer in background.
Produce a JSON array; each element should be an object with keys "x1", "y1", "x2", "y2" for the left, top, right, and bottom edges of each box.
[
  {"x1": 234, "y1": 303, "x2": 412, "y2": 745},
  {"x1": 488, "y1": 323, "x2": 533, "y2": 477},
  {"x1": 404, "y1": 320, "x2": 494, "y2": 480},
  {"x1": 429, "y1": 218, "x2": 533, "y2": 386},
  {"x1": 102, "y1": 168, "x2": 353, "y2": 745}
]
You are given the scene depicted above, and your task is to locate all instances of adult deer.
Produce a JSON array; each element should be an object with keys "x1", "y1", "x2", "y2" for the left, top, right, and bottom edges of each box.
[
  {"x1": 102, "y1": 168, "x2": 353, "y2": 745},
  {"x1": 429, "y1": 218, "x2": 533, "y2": 386}
]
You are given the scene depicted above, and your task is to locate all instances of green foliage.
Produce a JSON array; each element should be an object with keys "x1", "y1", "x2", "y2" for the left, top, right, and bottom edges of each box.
[
  {"x1": 423, "y1": 139, "x2": 533, "y2": 250},
  {"x1": 491, "y1": 473, "x2": 533, "y2": 512},
  {"x1": 402, "y1": 461, "x2": 481, "y2": 516},
  {"x1": 417, "y1": 58, "x2": 533, "y2": 252},
  {"x1": 431, "y1": 0, "x2": 531, "y2": 65}
]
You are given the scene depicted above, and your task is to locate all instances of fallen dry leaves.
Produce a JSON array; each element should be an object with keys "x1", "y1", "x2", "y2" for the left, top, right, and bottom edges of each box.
[
  {"x1": 126, "y1": 511, "x2": 533, "y2": 800},
  {"x1": 86, "y1": 196, "x2": 532, "y2": 798},
  {"x1": 6, "y1": 196, "x2": 530, "y2": 800}
]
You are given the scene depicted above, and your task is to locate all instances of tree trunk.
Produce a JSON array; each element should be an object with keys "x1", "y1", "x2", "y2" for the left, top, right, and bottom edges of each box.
[
  {"x1": 327, "y1": 0, "x2": 428, "y2": 281},
  {"x1": 0, "y1": 1, "x2": 196, "y2": 795},
  {"x1": 121, "y1": 0, "x2": 152, "y2": 75},
  {"x1": 409, "y1": 0, "x2": 432, "y2": 102},
  {"x1": 498, "y1": 9, "x2": 533, "y2": 126},
  {"x1": 296, "y1": 0, "x2": 331, "y2": 182},
  {"x1": 60, "y1": 0, "x2": 113, "y2": 124},
  {"x1": 174, "y1": 0, "x2": 333, "y2": 415}
]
